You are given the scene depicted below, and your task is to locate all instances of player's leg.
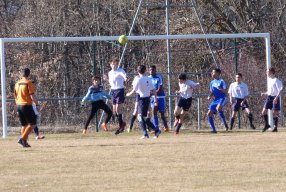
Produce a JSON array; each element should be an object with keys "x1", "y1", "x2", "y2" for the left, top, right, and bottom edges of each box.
[
  {"x1": 151, "y1": 97, "x2": 160, "y2": 130},
  {"x1": 137, "y1": 98, "x2": 149, "y2": 138},
  {"x1": 98, "y1": 101, "x2": 112, "y2": 131},
  {"x1": 21, "y1": 106, "x2": 37, "y2": 147},
  {"x1": 230, "y1": 98, "x2": 239, "y2": 130},
  {"x1": 272, "y1": 97, "x2": 280, "y2": 132},
  {"x1": 158, "y1": 97, "x2": 169, "y2": 132},
  {"x1": 262, "y1": 96, "x2": 272, "y2": 132},
  {"x1": 244, "y1": 107, "x2": 255, "y2": 129},
  {"x1": 230, "y1": 111, "x2": 237, "y2": 130},
  {"x1": 207, "y1": 109, "x2": 217, "y2": 133},
  {"x1": 114, "y1": 89, "x2": 126, "y2": 133},
  {"x1": 217, "y1": 98, "x2": 229, "y2": 131},
  {"x1": 83, "y1": 104, "x2": 97, "y2": 134}
]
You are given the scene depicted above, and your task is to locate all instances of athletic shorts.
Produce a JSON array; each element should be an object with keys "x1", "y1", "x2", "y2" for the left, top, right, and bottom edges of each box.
[
  {"x1": 138, "y1": 97, "x2": 150, "y2": 116},
  {"x1": 111, "y1": 88, "x2": 125, "y2": 104},
  {"x1": 17, "y1": 105, "x2": 37, "y2": 126},
  {"x1": 232, "y1": 98, "x2": 249, "y2": 111},
  {"x1": 177, "y1": 97, "x2": 192, "y2": 111},
  {"x1": 208, "y1": 97, "x2": 227, "y2": 114},
  {"x1": 150, "y1": 96, "x2": 166, "y2": 112},
  {"x1": 264, "y1": 96, "x2": 280, "y2": 110}
]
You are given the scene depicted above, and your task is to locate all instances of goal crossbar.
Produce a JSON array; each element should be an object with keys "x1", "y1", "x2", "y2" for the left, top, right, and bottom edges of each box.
[{"x1": 1, "y1": 33, "x2": 271, "y2": 138}]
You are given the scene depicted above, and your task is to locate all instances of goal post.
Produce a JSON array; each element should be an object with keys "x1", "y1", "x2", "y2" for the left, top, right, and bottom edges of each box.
[{"x1": 1, "y1": 33, "x2": 271, "y2": 138}]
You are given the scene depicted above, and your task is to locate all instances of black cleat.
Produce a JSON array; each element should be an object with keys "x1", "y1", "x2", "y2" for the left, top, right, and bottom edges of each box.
[
  {"x1": 262, "y1": 125, "x2": 271, "y2": 132},
  {"x1": 18, "y1": 138, "x2": 31, "y2": 148},
  {"x1": 272, "y1": 127, "x2": 278, "y2": 132},
  {"x1": 250, "y1": 124, "x2": 256, "y2": 130}
]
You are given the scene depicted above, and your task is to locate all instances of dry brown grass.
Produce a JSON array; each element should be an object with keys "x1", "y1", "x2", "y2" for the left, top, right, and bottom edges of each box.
[{"x1": 1, "y1": 129, "x2": 286, "y2": 192}]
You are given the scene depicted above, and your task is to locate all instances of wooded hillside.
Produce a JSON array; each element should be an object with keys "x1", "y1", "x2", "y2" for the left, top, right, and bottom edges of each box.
[{"x1": 3, "y1": 0, "x2": 286, "y2": 130}]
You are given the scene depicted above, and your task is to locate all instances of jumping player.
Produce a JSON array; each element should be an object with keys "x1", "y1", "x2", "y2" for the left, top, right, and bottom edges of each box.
[
  {"x1": 173, "y1": 73, "x2": 199, "y2": 134},
  {"x1": 207, "y1": 68, "x2": 229, "y2": 133},
  {"x1": 228, "y1": 73, "x2": 256, "y2": 130},
  {"x1": 81, "y1": 76, "x2": 113, "y2": 134},
  {"x1": 107, "y1": 57, "x2": 127, "y2": 135},
  {"x1": 261, "y1": 67, "x2": 283, "y2": 132}
]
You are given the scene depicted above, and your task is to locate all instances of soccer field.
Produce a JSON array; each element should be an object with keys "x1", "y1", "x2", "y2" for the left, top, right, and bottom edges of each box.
[{"x1": 1, "y1": 130, "x2": 286, "y2": 192}]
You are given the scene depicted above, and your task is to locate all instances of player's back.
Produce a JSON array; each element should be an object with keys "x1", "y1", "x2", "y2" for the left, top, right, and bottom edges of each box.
[{"x1": 14, "y1": 78, "x2": 34, "y2": 105}]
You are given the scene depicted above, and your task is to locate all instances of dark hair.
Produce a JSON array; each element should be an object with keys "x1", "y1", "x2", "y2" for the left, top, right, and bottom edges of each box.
[
  {"x1": 110, "y1": 57, "x2": 119, "y2": 63},
  {"x1": 137, "y1": 65, "x2": 146, "y2": 74},
  {"x1": 23, "y1": 68, "x2": 30, "y2": 77},
  {"x1": 92, "y1": 76, "x2": 100, "y2": 81},
  {"x1": 214, "y1": 68, "x2": 221, "y2": 74},
  {"x1": 178, "y1": 73, "x2": 187, "y2": 80},
  {"x1": 150, "y1": 65, "x2": 156, "y2": 70},
  {"x1": 236, "y1": 73, "x2": 242, "y2": 78},
  {"x1": 269, "y1": 67, "x2": 275, "y2": 74}
]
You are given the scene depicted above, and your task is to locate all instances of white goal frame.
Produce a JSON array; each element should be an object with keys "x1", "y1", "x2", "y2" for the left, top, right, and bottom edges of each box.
[{"x1": 1, "y1": 33, "x2": 271, "y2": 138}]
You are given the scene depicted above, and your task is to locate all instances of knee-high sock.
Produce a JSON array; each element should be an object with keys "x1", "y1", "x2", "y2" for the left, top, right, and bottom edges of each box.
[
  {"x1": 34, "y1": 126, "x2": 39, "y2": 136},
  {"x1": 208, "y1": 116, "x2": 216, "y2": 132},
  {"x1": 230, "y1": 117, "x2": 235, "y2": 129},
  {"x1": 248, "y1": 113, "x2": 254, "y2": 125},
  {"x1": 146, "y1": 118, "x2": 159, "y2": 132},
  {"x1": 274, "y1": 117, "x2": 278, "y2": 128},
  {"x1": 129, "y1": 115, "x2": 137, "y2": 129},
  {"x1": 176, "y1": 123, "x2": 182, "y2": 133},
  {"x1": 218, "y1": 111, "x2": 228, "y2": 128},
  {"x1": 117, "y1": 114, "x2": 123, "y2": 125},
  {"x1": 153, "y1": 115, "x2": 159, "y2": 129},
  {"x1": 263, "y1": 114, "x2": 269, "y2": 126},
  {"x1": 161, "y1": 113, "x2": 168, "y2": 128}
]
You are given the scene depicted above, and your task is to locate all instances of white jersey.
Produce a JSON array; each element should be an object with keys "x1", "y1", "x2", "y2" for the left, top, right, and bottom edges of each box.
[
  {"x1": 267, "y1": 77, "x2": 283, "y2": 96},
  {"x1": 228, "y1": 82, "x2": 249, "y2": 99},
  {"x1": 179, "y1": 80, "x2": 199, "y2": 99},
  {"x1": 108, "y1": 68, "x2": 126, "y2": 90},
  {"x1": 132, "y1": 75, "x2": 140, "y2": 87},
  {"x1": 133, "y1": 75, "x2": 154, "y2": 98},
  {"x1": 32, "y1": 103, "x2": 39, "y2": 116}
]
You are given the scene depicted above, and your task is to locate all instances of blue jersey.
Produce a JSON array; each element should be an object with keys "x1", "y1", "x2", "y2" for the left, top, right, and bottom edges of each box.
[
  {"x1": 82, "y1": 85, "x2": 111, "y2": 103},
  {"x1": 149, "y1": 74, "x2": 165, "y2": 97},
  {"x1": 210, "y1": 79, "x2": 227, "y2": 99}
]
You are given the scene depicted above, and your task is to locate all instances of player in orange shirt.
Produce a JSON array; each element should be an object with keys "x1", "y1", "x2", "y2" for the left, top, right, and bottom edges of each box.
[{"x1": 14, "y1": 68, "x2": 39, "y2": 147}]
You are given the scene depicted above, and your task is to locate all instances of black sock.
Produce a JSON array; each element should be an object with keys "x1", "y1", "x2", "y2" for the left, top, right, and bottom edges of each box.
[
  {"x1": 230, "y1": 117, "x2": 235, "y2": 129},
  {"x1": 263, "y1": 115, "x2": 269, "y2": 126},
  {"x1": 248, "y1": 113, "x2": 253, "y2": 125},
  {"x1": 176, "y1": 123, "x2": 182, "y2": 133},
  {"x1": 117, "y1": 114, "x2": 123, "y2": 125},
  {"x1": 274, "y1": 117, "x2": 278, "y2": 128}
]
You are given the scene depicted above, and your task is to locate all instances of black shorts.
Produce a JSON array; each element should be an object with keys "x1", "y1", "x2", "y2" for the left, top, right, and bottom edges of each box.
[
  {"x1": 264, "y1": 96, "x2": 280, "y2": 110},
  {"x1": 177, "y1": 97, "x2": 192, "y2": 111},
  {"x1": 232, "y1": 98, "x2": 249, "y2": 111},
  {"x1": 138, "y1": 97, "x2": 150, "y2": 117},
  {"x1": 17, "y1": 105, "x2": 37, "y2": 126},
  {"x1": 111, "y1": 88, "x2": 125, "y2": 104}
]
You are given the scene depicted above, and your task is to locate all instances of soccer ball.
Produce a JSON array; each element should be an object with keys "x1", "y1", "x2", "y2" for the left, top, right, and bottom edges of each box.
[{"x1": 118, "y1": 35, "x2": 128, "y2": 45}]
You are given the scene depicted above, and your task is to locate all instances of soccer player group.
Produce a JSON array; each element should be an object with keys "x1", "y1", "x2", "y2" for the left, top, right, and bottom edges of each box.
[{"x1": 14, "y1": 58, "x2": 283, "y2": 147}]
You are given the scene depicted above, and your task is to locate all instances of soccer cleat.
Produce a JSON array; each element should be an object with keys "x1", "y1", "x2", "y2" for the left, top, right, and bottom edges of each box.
[
  {"x1": 140, "y1": 135, "x2": 149, "y2": 139},
  {"x1": 35, "y1": 135, "x2": 45, "y2": 140},
  {"x1": 164, "y1": 128, "x2": 169, "y2": 132},
  {"x1": 153, "y1": 130, "x2": 161, "y2": 138},
  {"x1": 82, "y1": 129, "x2": 87, "y2": 135},
  {"x1": 262, "y1": 125, "x2": 270, "y2": 132},
  {"x1": 101, "y1": 123, "x2": 108, "y2": 131},
  {"x1": 18, "y1": 138, "x2": 31, "y2": 148},
  {"x1": 250, "y1": 124, "x2": 256, "y2": 130},
  {"x1": 211, "y1": 130, "x2": 217, "y2": 134},
  {"x1": 272, "y1": 127, "x2": 278, "y2": 132}
]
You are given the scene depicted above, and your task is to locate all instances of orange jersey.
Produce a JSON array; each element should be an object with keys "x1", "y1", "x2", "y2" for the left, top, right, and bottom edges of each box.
[{"x1": 14, "y1": 78, "x2": 35, "y2": 105}]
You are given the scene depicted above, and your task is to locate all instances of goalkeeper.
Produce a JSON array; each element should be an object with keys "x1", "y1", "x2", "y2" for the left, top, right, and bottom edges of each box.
[{"x1": 81, "y1": 76, "x2": 112, "y2": 134}]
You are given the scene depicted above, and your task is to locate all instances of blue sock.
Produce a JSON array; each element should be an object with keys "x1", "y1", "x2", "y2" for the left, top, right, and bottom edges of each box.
[
  {"x1": 153, "y1": 116, "x2": 159, "y2": 129},
  {"x1": 208, "y1": 117, "x2": 216, "y2": 132},
  {"x1": 218, "y1": 111, "x2": 228, "y2": 128},
  {"x1": 146, "y1": 118, "x2": 159, "y2": 132}
]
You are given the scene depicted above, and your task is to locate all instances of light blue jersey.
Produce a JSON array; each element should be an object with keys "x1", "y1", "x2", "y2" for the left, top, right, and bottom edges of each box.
[{"x1": 82, "y1": 85, "x2": 111, "y2": 103}]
